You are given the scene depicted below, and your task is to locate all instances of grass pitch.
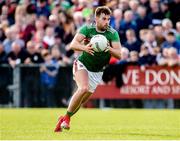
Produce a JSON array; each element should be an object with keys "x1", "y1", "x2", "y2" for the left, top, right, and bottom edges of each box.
[{"x1": 0, "y1": 108, "x2": 180, "y2": 140}]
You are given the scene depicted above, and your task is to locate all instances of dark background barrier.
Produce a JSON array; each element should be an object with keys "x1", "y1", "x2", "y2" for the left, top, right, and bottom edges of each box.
[
  {"x1": 0, "y1": 65, "x2": 73, "y2": 107},
  {"x1": 0, "y1": 65, "x2": 179, "y2": 108}
]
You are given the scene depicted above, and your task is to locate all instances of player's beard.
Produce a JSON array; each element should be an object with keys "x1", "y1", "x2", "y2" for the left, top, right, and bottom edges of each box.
[{"x1": 99, "y1": 24, "x2": 108, "y2": 31}]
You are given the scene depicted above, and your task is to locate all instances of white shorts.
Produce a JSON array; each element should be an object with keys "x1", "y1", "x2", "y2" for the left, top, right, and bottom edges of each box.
[{"x1": 73, "y1": 60, "x2": 103, "y2": 93}]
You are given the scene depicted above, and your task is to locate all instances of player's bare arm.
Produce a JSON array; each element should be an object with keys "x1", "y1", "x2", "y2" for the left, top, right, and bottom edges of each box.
[
  {"x1": 69, "y1": 33, "x2": 94, "y2": 55},
  {"x1": 108, "y1": 42, "x2": 121, "y2": 59}
]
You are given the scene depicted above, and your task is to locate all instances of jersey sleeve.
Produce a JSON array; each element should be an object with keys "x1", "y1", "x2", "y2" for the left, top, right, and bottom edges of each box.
[
  {"x1": 111, "y1": 31, "x2": 120, "y2": 42},
  {"x1": 78, "y1": 25, "x2": 88, "y2": 36}
]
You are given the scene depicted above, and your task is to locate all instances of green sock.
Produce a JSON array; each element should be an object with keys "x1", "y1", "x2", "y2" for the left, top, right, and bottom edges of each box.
[{"x1": 66, "y1": 111, "x2": 73, "y2": 117}]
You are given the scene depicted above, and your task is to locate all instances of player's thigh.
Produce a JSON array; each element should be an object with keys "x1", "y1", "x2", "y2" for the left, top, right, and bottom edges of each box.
[{"x1": 74, "y1": 69, "x2": 89, "y2": 88}]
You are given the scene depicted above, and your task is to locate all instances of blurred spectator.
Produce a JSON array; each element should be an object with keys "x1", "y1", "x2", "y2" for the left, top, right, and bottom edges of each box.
[
  {"x1": 148, "y1": 0, "x2": 164, "y2": 25},
  {"x1": 139, "y1": 44, "x2": 157, "y2": 66},
  {"x1": 22, "y1": 14, "x2": 36, "y2": 43},
  {"x1": 129, "y1": 0, "x2": 139, "y2": 20},
  {"x1": 33, "y1": 30, "x2": 48, "y2": 50},
  {"x1": 143, "y1": 30, "x2": 157, "y2": 55},
  {"x1": 0, "y1": 42, "x2": 7, "y2": 64},
  {"x1": 117, "y1": 47, "x2": 129, "y2": 65},
  {"x1": 176, "y1": 22, "x2": 180, "y2": 41},
  {"x1": 48, "y1": 14, "x2": 65, "y2": 40},
  {"x1": 40, "y1": 50, "x2": 59, "y2": 107},
  {"x1": 60, "y1": 12, "x2": 75, "y2": 44},
  {"x1": 0, "y1": 27, "x2": 6, "y2": 42},
  {"x1": 167, "y1": 47, "x2": 180, "y2": 67},
  {"x1": 168, "y1": 0, "x2": 180, "y2": 26},
  {"x1": 153, "y1": 25, "x2": 165, "y2": 46},
  {"x1": 24, "y1": 40, "x2": 44, "y2": 64},
  {"x1": 160, "y1": 1, "x2": 170, "y2": 19},
  {"x1": 136, "y1": 5, "x2": 152, "y2": 32},
  {"x1": 162, "y1": 18, "x2": 177, "y2": 36},
  {"x1": 110, "y1": 9, "x2": 123, "y2": 31},
  {"x1": 124, "y1": 29, "x2": 141, "y2": 53},
  {"x1": 119, "y1": 10, "x2": 137, "y2": 44},
  {"x1": 118, "y1": 0, "x2": 129, "y2": 12},
  {"x1": 3, "y1": 28, "x2": 15, "y2": 54},
  {"x1": 7, "y1": 41, "x2": 27, "y2": 68},
  {"x1": 157, "y1": 48, "x2": 169, "y2": 66},
  {"x1": 36, "y1": 0, "x2": 50, "y2": 17},
  {"x1": 161, "y1": 31, "x2": 180, "y2": 54},
  {"x1": 43, "y1": 26, "x2": 55, "y2": 48},
  {"x1": 129, "y1": 51, "x2": 139, "y2": 64}
]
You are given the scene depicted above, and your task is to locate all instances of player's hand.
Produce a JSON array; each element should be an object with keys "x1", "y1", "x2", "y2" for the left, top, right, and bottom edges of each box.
[
  {"x1": 84, "y1": 43, "x2": 94, "y2": 56},
  {"x1": 104, "y1": 42, "x2": 111, "y2": 52}
]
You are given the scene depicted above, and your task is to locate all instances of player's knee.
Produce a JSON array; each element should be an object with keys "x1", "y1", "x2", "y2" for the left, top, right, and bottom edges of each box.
[{"x1": 78, "y1": 86, "x2": 89, "y2": 94}]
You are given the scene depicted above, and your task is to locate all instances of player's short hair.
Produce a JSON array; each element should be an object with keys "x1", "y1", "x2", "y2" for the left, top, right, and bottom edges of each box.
[{"x1": 95, "y1": 6, "x2": 112, "y2": 17}]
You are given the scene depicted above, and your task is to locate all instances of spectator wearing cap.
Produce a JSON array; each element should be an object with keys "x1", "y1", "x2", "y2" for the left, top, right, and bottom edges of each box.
[{"x1": 161, "y1": 31, "x2": 180, "y2": 54}]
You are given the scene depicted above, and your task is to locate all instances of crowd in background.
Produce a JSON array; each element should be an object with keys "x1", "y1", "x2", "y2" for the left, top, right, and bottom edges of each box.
[{"x1": 0, "y1": 0, "x2": 180, "y2": 108}]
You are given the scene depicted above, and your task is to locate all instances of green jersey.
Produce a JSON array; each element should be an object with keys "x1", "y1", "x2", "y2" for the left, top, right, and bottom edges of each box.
[{"x1": 78, "y1": 24, "x2": 120, "y2": 72}]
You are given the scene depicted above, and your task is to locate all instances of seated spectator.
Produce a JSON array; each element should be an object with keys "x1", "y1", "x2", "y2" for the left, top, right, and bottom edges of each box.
[
  {"x1": 167, "y1": 47, "x2": 180, "y2": 67},
  {"x1": 124, "y1": 29, "x2": 141, "y2": 53},
  {"x1": 33, "y1": 30, "x2": 48, "y2": 50},
  {"x1": 129, "y1": 51, "x2": 139, "y2": 64},
  {"x1": 157, "y1": 48, "x2": 169, "y2": 66},
  {"x1": 162, "y1": 18, "x2": 177, "y2": 36},
  {"x1": 7, "y1": 41, "x2": 27, "y2": 68},
  {"x1": 24, "y1": 40, "x2": 44, "y2": 64},
  {"x1": 141, "y1": 30, "x2": 158, "y2": 56},
  {"x1": 161, "y1": 31, "x2": 180, "y2": 54},
  {"x1": 119, "y1": 10, "x2": 137, "y2": 44},
  {"x1": 117, "y1": 47, "x2": 129, "y2": 65},
  {"x1": 0, "y1": 27, "x2": 6, "y2": 42},
  {"x1": 153, "y1": 25, "x2": 166, "y2": 46},
  {"x1": 43, "y1": 26, "x2": 55, "y2": 48},
  {"x1": 129, "y1": 0, "x2": 139, "y2": 20},
  {"x1": 3, "y1": 28, "x2": 15, "y2": 54},
  {"x1": 148, "y1": 0, "x2": 164, "y2": 25},
  {"x1": 136, "y1": 5, "x2": 152, "y2": 32},
  {"x1": 139, "y1": 44, "x2": 157, "y2": 66},
  {"x1": 110, "y1": 9, "x2": 123, "y2": 31},
  {"x1": 0, "y1": 42, "x2": 7, "y2": 64},
  {"x1": 176, "y1": 21, "x2": 180, "y2": 41}
]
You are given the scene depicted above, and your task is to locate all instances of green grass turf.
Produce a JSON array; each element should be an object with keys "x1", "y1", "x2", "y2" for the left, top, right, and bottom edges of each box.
[{"x1": 0, "y1": 108, "x2": 180, "y2": 140}]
